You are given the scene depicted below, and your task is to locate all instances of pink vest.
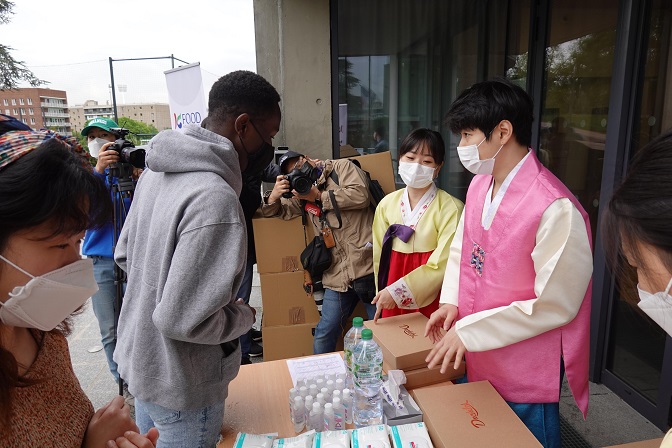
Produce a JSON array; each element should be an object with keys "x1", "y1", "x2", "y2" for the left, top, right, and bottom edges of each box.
[{"x1": 458, "y1": 152, "x2": 591, "y2": 417}]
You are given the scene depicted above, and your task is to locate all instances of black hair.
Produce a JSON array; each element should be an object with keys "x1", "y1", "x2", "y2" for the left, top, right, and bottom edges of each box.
[
  {"x1": 602, "y1": 129, "x2": 672, "y2": 293},
  {"x1": 0, "y1": 138, "x2": 112, "y2": 436},
  {"x1": 444, "y1": 77, "x2": 533, "y2": 147},
  {"x1": 398, "y1": 128, "x2": 446, "y2": 165},
  {"x1": 375, "y1": 126, "x2": 385, "y2": 138},
  {"x1": 208, "y1": 70, "x2": 281, "y2": 123},
  {"x1": 0, "y1": 139, "x2": 112, "y2": 253}
]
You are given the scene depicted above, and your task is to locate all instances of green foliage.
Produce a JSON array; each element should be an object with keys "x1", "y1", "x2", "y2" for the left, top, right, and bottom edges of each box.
[
  {"x1": 116, "y1": 117, "x2": 158, "y2": 145},
  {"x1": 0, "y1": 1, "x2": 47, "y2": 90},
  {"x1": 82, "y1": 116, "x2": 158, "y2": 146}
]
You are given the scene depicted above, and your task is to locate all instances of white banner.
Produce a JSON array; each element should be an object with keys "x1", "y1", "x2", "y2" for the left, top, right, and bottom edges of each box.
[{"x1": 164, "y1": 62, "x2": 207, "y2": 131}]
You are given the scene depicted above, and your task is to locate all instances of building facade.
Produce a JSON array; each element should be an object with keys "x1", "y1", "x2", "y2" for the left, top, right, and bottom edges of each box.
[
  {"x1": 0, "y1": 88, "x2": 71, "y2": 136},
  {"x1": 69, "y1": 100, "x2": 172, "y2": 133},
  {"x1": 254, "y1": 0, "x2": 672, "y2": 431}
]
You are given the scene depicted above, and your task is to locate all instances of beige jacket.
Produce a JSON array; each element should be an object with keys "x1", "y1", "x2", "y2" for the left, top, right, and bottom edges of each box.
[{"x1": 261, "y1": 158, "x2": 374, "y2": 292}]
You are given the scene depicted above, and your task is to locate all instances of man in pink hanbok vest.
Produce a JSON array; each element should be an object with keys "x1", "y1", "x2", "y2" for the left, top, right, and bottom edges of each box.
[{"x1": 425, "y1": 79, "x2": 593, "y2": 448}]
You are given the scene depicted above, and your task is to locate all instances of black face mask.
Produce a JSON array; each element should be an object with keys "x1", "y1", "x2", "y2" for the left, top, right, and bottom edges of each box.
[
  {"x1": 240, "y1": 121, "x2": 275, "y2": 176},
  {"x1": 244, "y1": 140, "x2": 275, "y2": 176}
]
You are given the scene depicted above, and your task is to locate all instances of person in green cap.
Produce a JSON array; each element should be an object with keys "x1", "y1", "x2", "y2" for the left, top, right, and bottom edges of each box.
[{"x1": 80, "y1": 117, "x2": 132, "y2": 394}]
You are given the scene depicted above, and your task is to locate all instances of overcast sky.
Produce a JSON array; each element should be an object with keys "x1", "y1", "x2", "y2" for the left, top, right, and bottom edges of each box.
[{"x1": 4, "y1": 0, "x2": 257, "y2": 105}]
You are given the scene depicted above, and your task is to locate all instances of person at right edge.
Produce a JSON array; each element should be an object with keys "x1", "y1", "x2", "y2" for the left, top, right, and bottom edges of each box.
[
  {"x1": 601, "y1": 130, "x2": 672, "y2": 447},
  {"x1": 425, "y1": 78, "x2": 593, "y2": 448},
  {"x1": 114, "y1": 70, "x2": 280, "y2": 447},
  {"x1": 261, "y1": 150, "x2": 376, "y2": 354}
]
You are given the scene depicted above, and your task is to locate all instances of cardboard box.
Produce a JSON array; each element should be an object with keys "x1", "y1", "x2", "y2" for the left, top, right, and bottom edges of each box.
[
  {"x1": 410, "y1": 381, "x2": 542, "y2": 448},
  {"x1": 382, "y1": 384, "x2": 423, "y2": 426},
  {"x1": 364, "y1": 313, "x2": 434, "y2": 370},
  {"x1": 259, "y1": 271, "x2": 321, "y2": 326},
  {"x1": 384, "y1": 360, "x2": 464, "y2": 389},
  {"x1": 262, "y1": 322, "x2": 318, "y2": 361},
  {"x1": 253, "y1": 214, "x2": 310, "y2": 275},
  {"x1": 351, "y1": 151, "x2": 396, "y2": 194}
]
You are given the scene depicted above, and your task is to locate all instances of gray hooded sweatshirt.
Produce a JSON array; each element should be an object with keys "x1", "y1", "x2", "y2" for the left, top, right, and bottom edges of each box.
[{"x1": 114, "y1": 124, "x2": 254, "y2": 410}]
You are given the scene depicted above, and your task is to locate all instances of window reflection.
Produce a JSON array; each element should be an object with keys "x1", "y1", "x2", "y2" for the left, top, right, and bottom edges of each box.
[
  {"x1": 337, "y1": 0, "x2": 530, "y2": 197},
  {"x1": 606, "y1": 0, "x2": 672, "y2": 405}
]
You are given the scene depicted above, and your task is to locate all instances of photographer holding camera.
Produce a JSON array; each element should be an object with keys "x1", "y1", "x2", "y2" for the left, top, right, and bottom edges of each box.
[
  {"x1": 81, "y1": 117, "x2": 139, "y2": 392},
  {"x1": 262, "y1": 151, "x2": 376, "y2": 354}
]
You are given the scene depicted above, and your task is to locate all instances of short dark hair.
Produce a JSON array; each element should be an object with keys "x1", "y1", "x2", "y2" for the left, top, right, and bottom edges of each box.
[
  {"x1": 0, "y1": 139, "x2": 112, "y2": 253},
  {"x1": 602, "y1": 129, "x2": 672, "y2": 288},
  {"x1": 399, "y1": 128, "x2": 445, "y2": 165},
  {"x1": 208, "y1": 70, "x2": 281, "y2": 123},
  {"x1": 444, "y1": 77, "x2": 533, "y2": 147}
]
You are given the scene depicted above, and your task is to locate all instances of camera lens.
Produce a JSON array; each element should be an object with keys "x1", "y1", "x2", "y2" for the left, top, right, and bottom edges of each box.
[{"x1": 294, "y1": 177, "x2": 313, "y2": 195}]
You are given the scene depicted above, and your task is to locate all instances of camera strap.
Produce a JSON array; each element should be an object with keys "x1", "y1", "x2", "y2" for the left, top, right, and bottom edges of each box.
[{"x1": 326, "y1": 190, "x2": 343, "y2": 229}]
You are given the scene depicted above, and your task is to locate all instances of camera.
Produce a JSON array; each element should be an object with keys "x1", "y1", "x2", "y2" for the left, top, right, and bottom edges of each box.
[
  {"x1": 109, "y1": 128, "x2": 146, "y2": 169},
  {"x1": 283, "y1": 161, "x2": 320, "y2": 198}
]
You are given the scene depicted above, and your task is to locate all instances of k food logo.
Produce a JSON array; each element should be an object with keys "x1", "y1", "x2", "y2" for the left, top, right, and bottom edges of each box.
[{"x1": 173, "y1": 111, "x2": 202, "y2": 129}]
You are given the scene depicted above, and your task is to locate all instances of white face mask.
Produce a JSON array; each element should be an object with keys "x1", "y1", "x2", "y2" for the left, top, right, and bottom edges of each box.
[
  {"x1": 87, "y1": 137, "x2": 110, "y2": 159},
  {"x1": 457, "y1": 135, "x2": 504, "y2": 175},
  {"x1": 398, "y1": 161, "x2": 436, "y2": 188},
  {"x1": 637, "y1": 277, "x2": 672, "y2": 336},
  {"x1": 0, "y1": 255, "x2": 98, "y2": 331}
]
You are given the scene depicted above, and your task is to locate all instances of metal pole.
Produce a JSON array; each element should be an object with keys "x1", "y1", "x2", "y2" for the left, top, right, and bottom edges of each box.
[
  {"x1": 171, "y1": 54, "x2": 175, "y2": 69},
  {"x1": 109, "y1": 57, "x2": 119, "y2": 123}
]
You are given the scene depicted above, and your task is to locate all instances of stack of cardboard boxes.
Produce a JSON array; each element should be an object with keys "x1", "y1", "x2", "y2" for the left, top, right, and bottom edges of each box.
[{"x1": 253, "y1": 214, "x2": 319, "y2": 361}]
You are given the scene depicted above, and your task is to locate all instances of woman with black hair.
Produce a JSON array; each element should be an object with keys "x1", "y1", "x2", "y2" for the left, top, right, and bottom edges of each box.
[
  {"x1": 602, "y1": 129, "x2": 672, "y2": 447},
  {"x1": 0, "y1": 131, "x2": 158, "y2": 447},
  {"x1": 371, "y1": 128, "x2": 463, "y2": 321}
]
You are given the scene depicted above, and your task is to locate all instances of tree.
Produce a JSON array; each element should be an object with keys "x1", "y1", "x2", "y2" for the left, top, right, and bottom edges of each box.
[
  {"x1": 114, "y1": 117, "x2": 159, "y2": 145},
  {"x1": 0, "y1": 1, "x2": 46, "y2": 90}
]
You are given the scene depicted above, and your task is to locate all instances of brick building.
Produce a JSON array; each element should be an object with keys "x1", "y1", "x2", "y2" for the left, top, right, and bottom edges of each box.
[{"x1": 0, "y1": 88, "x2": 71, "y2": 136}]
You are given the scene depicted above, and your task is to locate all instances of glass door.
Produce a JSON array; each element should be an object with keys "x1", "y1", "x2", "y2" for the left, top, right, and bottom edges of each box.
[{"x1": 601, "y1": 0, "x2": 672, "y2": 428}]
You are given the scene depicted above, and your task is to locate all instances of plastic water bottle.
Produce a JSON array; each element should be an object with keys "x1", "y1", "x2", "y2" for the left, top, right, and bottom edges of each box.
[
  {"x1": 352, "y1": 328, "x2": 384, "y2": 427},
  {"x1": 344, "y1": 317, "x2": 365, "y2": 390},
  {"x1": 323, "y1": 403, "x2": 335, "y2": 431},
  {"x1": 309, "y1": 402, "x2": 323, "y2": 432},
  {"x1": 342, "y1": 388, "x2": 353, "y2": 424},
  {"x1": 292, "y1": 396, "x2": 305, "y2": 432},
  {"x1": 299, "y1": 386, "x2": 308, "y2": 398},
  {"x1": 288, "y1": 388, "x2": 298, "y2": 417},
  {"x1": 316, "y1": 392, "x2": 326, "y2": 406},
  {"x1": 304, "y1": 395, "x2": 314, "y2": 423},
  {"x1": 321, "y1": 387, "x2": 330, "y2": 403},
  {"x1": 332, "y1": 397, "x2": 345, "y2": 430}
]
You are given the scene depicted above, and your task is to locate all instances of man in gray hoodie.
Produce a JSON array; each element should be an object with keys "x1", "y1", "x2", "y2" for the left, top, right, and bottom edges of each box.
[{"x1": 114, "y1": 70, "x2": 281, "y2": 446}]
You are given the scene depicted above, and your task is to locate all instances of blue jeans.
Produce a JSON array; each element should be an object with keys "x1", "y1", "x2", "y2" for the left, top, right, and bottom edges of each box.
[
  {"x1": 135, "y1": 398, "x2": 225, "y2": 448},
  {"x1": 236, "y1": 254, "x2": 256, "y2": 359},
  {"x1": 91, "y1": 256, "x2": 119, "y2": 382},
  {"x1": 313, "y1": 287, "x2": 376, "y2": 354}
]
